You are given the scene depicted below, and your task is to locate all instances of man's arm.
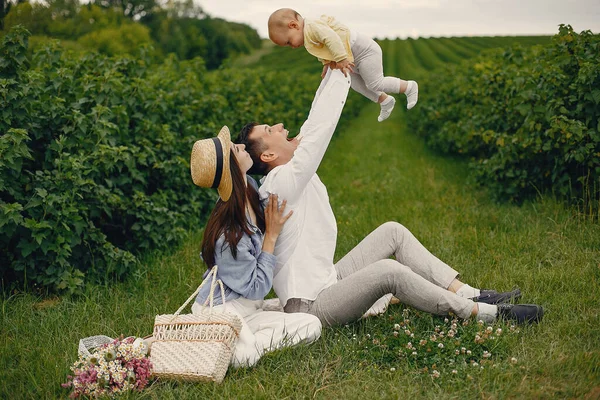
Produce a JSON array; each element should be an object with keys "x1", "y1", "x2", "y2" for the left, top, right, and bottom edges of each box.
[{"x1": 262, "y1": 69, "x2": 350, "y2": 202}]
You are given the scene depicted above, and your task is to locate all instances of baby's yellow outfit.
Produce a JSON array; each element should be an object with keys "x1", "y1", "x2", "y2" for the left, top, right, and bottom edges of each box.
[{"x1": 303, "y1": 15, "x2": 354, "y2": 64}]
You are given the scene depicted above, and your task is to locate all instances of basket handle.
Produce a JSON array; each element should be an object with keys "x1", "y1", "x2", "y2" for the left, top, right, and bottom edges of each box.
[
  {"x1": 171, "y1": 265, "x2": 228, "y2": 317},
  {"x1": 206, "y1": 277, "x2": 228, "y2": 313}
]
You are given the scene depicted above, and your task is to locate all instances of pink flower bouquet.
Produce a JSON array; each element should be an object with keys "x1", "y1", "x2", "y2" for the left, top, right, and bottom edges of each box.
[{"x1": 62, "y1": 336, "x2": 152, "y2": 398}]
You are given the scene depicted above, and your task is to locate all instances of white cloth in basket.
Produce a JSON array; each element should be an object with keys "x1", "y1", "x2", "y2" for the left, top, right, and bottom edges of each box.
[{"x1": 192, "y1": 297, "x2": 321, "y2": 368}]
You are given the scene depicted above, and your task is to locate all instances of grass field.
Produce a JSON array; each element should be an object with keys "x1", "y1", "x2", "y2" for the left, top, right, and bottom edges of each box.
[{"x1": 2, "y1": 35, "x2": 599, "y2": 399}]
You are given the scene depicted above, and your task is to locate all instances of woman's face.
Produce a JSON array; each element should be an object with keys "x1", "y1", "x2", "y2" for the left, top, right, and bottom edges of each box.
[{"x1": 232, "y1": 143, "x2": 253, "y2": 173}]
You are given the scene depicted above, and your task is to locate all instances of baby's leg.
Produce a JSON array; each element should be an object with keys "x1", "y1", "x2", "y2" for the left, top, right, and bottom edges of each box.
[
  {"x1": 356, "y1": 41, "x2": 402, "y2": 95},
  {"x1": 351, "y1": 71, "x2": 396, "y2": 122},
  {"x1": 350, "y1": 71, "x2": 380, "y2": 102},
  {"x1": 356, "y1": 37, "x2": 418, "y2": 109}
]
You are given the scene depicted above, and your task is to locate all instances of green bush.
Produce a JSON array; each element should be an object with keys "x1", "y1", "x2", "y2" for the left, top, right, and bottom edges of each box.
[
  {"x1": 0, "y1": 26, "x2": 363, "y2": 293},
  {"x1": 408, "y1": 25, "x2": 600, "y2": 207},
  {"x1": 76, "y1": 23, "x2": 153, "y2": 56}
]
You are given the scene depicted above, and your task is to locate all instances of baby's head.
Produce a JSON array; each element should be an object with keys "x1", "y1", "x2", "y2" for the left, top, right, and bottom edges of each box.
[{"x1": 268, "y1": 8, "x2": 304, "y2": 48}]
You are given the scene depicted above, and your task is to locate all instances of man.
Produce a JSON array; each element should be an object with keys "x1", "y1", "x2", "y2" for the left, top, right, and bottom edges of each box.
[{"x1": 238, "y1": 69, "x2": 543, "y2": 327}]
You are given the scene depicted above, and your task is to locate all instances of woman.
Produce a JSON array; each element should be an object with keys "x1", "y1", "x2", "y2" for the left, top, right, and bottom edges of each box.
[{"x1": 189, "y1": 126, "x2": 322, "y2": 368}]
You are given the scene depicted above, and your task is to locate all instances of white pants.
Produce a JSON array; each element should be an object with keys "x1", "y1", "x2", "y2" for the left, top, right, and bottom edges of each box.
[
  {"x1": 350, "y1": 32, "x2": 402, "y2": 102},
  {"x1": 192, "y1": 298, "x2": 322, "y2": 368}
]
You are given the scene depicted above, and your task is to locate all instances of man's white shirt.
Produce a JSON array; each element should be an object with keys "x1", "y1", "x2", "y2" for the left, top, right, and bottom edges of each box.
[{"x1": 259, "y1": 70, "x2": 351, "y2": 307}]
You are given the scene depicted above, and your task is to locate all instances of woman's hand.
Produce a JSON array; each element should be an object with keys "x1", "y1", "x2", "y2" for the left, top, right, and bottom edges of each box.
[{"x1": 262, "y1": 193, "x2": 293, "y2": 254}]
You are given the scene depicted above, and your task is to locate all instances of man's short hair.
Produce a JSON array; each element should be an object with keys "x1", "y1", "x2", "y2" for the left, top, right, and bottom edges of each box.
[{"x1": 237, "y1": 122, "x2": 269, "y2": 176}]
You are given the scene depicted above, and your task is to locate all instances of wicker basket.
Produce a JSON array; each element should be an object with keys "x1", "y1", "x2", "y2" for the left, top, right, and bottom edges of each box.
[{"x1": 151, "y1": 266, "x2": 242, "y2": 383}]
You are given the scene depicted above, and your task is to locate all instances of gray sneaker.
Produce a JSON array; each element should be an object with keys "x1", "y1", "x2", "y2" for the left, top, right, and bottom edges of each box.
[
  {"x1": 497, "y1": 303, "x2": 544, "y2": 324},
  {"x1": 472, "y1": 288, "x2": 522, "y2": 304}
]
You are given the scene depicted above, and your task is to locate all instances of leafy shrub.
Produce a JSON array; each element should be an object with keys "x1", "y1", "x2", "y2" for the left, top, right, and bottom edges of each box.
[
  {"x1": 408, "y1": 25, "x2": 600, "y2": 209},
  {"x1": 76, "y1": 23, "x2": 153, "y2": 56},
  {"x1": 0, "y1": 26, "x2": 363, "y2": 292}
]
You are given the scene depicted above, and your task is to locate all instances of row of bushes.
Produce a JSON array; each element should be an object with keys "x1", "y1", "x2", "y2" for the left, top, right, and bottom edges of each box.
[
  {"x1": 0, "y1": 26, "x2": 364, "y2": 292},
  {"x1": 407, "y1": 25, "x2": 599, "y2": 208}
]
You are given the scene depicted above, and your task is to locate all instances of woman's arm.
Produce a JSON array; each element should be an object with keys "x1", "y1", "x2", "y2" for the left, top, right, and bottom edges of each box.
[
  {"x1": 214, "y1": 194, "x2": 291, "y2": 300},
  {"x1": 214, "y1": 234, "x2": 276, "y2": 300}
]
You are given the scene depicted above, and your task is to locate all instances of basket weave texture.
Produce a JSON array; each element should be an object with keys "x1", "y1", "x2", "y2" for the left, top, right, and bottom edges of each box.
[{"x1": 151, "y1": 266, "x2": 242, "y2": 383}]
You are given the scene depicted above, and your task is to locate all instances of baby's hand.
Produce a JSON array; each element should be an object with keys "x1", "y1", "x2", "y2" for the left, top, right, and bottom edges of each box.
[{"x1": 334, "y1": 58, "x2": 354, "y2": 76}]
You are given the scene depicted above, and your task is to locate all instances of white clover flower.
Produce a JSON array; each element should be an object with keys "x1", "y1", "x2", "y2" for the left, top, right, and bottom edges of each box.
[
  {"x1": 394, "y1": 324, "x2": 401, "y2": 330},
  {"x1": 405, "y1": 329, "x2": 411, "y2": 335},
  {"x1": 444, "y1": 318, "x2": 449, "y2": 323},
  {"x1": 419, "y1": 339, "x2": 427, "y2": 346},
  {"x1": 461, "y1": 347, "x2": 466, "y2": 354},
  {"x1": 472, "y1": 362, "x2": 479, "y2": 367},
  {"x1": 451, "y1": 323, "x2": 458, "y2": 330},
  {"x1": 452, "y1": 369, "x2": 458, "y2": 374},
  {"x1": 438, "y1": 343, "x2": 444, "y2": 349},
  {"x1": 455, "y1": 350, "x2": 460, "y2": 355},
  {"x1": 511, "y1": 357, "x2": 518, "y2": 364},
  {"x1": 390, "y1": 367, "x2": 396, "y2": 372},
  {"x1": 366, "y1": 334, "x2": 371, "y2": 338},
  {"x1": 410, "y1": 333, "x2": 415, "y2": 338},
  {"x1": 393, "y1": 331, "x2": 399, "y2": 337},
  {"x1": 483, "y1": 351, "x2": 491, "y2": 358},
  {"x1": 432, "y1": 370, "x2": 440, "y2": 378},
  {"x1": 496, "y1": 328, "x2": 503, "y2": 335},
  {"x1": 486, "y1": 326, "x2": 493, "y2": 333},
  {"x1": 402, "y1": 309, "x2": 410, "y2": 318},
  {"x1": 412, "y1": 351, "x2": 417, "y2": 356},
  {"x1": 467, "y1": 350, "x2": 472, "y2": 355},
  {"x1": 477, "y1": 320, "x2": 484, "y2": 326}
]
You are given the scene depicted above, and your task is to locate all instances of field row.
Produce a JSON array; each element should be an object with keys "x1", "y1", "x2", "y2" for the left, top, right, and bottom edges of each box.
[{"x1": 250, "y1": 35, "x2": 550, "y2": 77}]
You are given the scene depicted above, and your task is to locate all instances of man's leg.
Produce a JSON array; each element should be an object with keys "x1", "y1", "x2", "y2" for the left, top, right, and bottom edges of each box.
[
  {"x1": 312, "y1": 259, "x2": 476, "y2": 327},
  {"x1": 335, "y1": 222, "x2": 458, "y2": 289}
]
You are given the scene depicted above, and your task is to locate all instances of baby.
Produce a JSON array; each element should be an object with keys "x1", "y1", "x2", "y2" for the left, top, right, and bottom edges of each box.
[{"x1": 268, "y1": 8, "x2": 418, "y2": 122}]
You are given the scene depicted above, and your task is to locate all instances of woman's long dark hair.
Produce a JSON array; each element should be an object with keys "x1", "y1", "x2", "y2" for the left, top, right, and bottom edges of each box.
[{"x1": 201, "y1": 149, "x2": 265, "y2": 267}]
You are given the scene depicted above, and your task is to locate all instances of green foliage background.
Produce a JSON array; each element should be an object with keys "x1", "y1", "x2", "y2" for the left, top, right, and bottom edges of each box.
[
  {"x1": 407, "y1": 25, "x2": 600, "y2": 207},
  {"x1": 0, "y1": 26, "x2": 363, "y2": 292},
  {"x1": 1, "y1": 0, "x2": 262, "y2": 67}
]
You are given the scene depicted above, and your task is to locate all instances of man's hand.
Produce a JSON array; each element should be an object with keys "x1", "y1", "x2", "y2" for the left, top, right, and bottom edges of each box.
[
  {"x1": 333, "y1": 58, "x2": 354, "y2": 77},
  {"x1": 321, "y1": 63, "x2": 330, "y2": 79}
]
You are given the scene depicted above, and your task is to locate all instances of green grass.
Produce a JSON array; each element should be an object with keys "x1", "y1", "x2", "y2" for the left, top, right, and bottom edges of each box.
[{"x1": 2, "y1": 102, "x2": 599, "y2": 399}]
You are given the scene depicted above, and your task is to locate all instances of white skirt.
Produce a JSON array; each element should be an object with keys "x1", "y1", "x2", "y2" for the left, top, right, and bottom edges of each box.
[{"x1": 192, "y1": 297, "x2": 322, "y2": 368}]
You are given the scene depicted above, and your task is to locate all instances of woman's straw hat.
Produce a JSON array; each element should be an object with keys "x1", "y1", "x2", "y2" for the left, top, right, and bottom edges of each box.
[{"x1": 190, "y1": 126, "x2": 232, "y2": 201}]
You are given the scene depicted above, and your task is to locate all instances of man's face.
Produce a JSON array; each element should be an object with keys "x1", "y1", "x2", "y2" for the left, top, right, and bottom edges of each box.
[
  {"x1": 249, "y1": 123, "x2": 299, "y2": 167},
  {"x1": 271, "y1": 24, "x2": 304, "y2": 48}
]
